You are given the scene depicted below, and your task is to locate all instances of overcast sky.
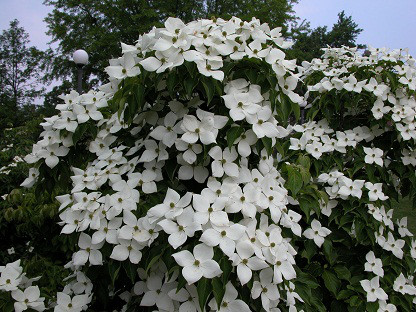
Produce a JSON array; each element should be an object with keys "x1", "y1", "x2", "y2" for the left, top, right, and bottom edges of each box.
[{"x1": 0, "y1": 0, "x2": 415, "y2": 56}]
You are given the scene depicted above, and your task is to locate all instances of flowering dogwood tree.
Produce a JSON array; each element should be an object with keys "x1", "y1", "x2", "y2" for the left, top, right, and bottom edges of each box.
[{"x1": 2, "y1": 16, "x2": 416, "y2": 312}]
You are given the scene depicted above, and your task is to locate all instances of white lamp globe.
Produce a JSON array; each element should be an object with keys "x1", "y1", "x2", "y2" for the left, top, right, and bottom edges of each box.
[{"x1": 73, "y1": 49, "x2": 89, "y2": 65}]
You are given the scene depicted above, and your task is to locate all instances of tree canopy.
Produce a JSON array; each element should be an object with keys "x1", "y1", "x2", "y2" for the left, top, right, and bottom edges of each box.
[
  {"x1": 288, "y1": 10, "x2": 364, "y2": 62},
  {"x1": 0, "y1": 20, "x2": 45, "y2": 129},
  {"x1": 42, "y1": 0, "x2": 299, "y2": 85}
]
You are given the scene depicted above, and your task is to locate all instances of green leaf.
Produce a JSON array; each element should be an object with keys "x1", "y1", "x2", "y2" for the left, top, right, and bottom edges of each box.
[
  {"x1": 285, "y1": 165, "x2": 303, "y2": 196},
  {"x1": 211, "y1": 277, "x2": 225, "y2": 307},
  {"x1": 72, "y1": 123, "x2": 88, "y2": 145},
  {"x1": 333, "y1": 265, "x2": 351, "y2": 281},
  {"x1": 201, "y1": 77, "x2": 215, "y2": 105},
  {"x1": 296, "y1": 271, "x2": 320, "y2": 289},
  {"x1": 123, "y1": 261, "x2": 137, "y2": 284},
  {"x1": 261, "y1": 137, "x2": 273, "y2": 156},
  {"x1": 336, "y1": 289, "x2": 355, "y2": 300},
  {"x1": 108, "y1": 261, "x2": 121, "y2": 287},
  {"x1": 167, "y1": 71, "x2": 179, "y2": 97},
  {"x1": 184, "y1": 78, "x2": 199, "y2": 98},
  {"x1": 322, "y1": 270, "x2": 341, "y2": 296},
  {"x1": 135, "y1": 83, "x2": 146, "y2": 111},
  {"x1": 176, "y1": 273, "x2": 187, "y2": 293},
  {"x1": 323, "y1": 241, "x2": 338, "y2": 266},
  {"x1": 302, "y1": 240, "x2": 317, "y2": 262},
  {"x1": 220, "y1": 257, "x2": 232, "y2": 285},
  {"x1": 366, "y1": 301, "x2": 379, "y2": 312},
  {"x1": 145, "y1": 245, "x2": 165, "y2": 274},
  {"x1": 226, "y1": 126, "x2": 243, "y2": 150},
  {"x1": 291, "y1": 100, "x2": 300, "y2": 121},
  {"x1": 197, "y1": 277, "x2": 212, "y2": 311}
]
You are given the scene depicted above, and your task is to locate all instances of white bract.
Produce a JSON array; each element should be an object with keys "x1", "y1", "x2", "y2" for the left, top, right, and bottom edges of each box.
[{"x1": 172, "y1": 244, "x2": 222, "y2": 285}]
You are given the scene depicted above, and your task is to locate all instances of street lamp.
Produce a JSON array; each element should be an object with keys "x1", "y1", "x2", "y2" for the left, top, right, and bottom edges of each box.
[{"x1": 72, "y1": 49, "x2": 89, "y2": 94}]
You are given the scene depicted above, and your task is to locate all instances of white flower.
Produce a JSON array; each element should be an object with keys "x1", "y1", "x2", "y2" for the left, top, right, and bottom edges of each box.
[
  {"x1": 72, "y1": 103, "x2": 103, "y2": 124},
  {"x1": 393, "y1": 273, "x2": 416, "y2": 295},
  {"x1": 181, "y1": 110, "x2": 227, "y2": 145},
  {"x1": 232, "y1": 241, "x2": 268, "y2": 285},
  {"x1": 303, "y1": 219, "x2": 331, "y2": 248},
  {"x1": 251, "y1": 267, "x2": 280, "y2": 312},
  {"x1": 177, "y1": 154, "x2": 209, "y2": 183},
  {"x1": 158, "y1": 207, "x2": 201, "y2": 249},
  {"x1": 175, "y1": 139, "x2": 202, "y2": 164},
  {"x1": 200, "y1": 223, "x2": 246, "y2": 257},
  {"x1": 338, "y1": 177, "x2": 364, "y2": 199},
  {"x1": 364, "y1": 147, "x2": 383, "y2": 166},
  {"x1": 73, "y1": 233, "x2": 104, "y2": 266},
  {"x1": 360, "y1": 276, "x2": 388, "y2": 302},
  {"x1": 140, "y1": 49, "x2": 184, "y2": 73},
  {"x1": 54, "y1": 292, "x2": 91, "y2": 312},
  {"x1": 150, "y1": 112, "x2": 182, "y2": 147},
  {"x1": 21, "y1": 168, "x2": 39, "y2": 188},
  {"x1": 105, "y1": 53, "x2": 140, "y2": 80},
  {"x1": 110, "y1": 238, "x2": 143, "y2": 264},
  {"x1": 234, "y1": 129, "x2": 257, "y2": 157},
  {"x1": 11, "y1": 286, "x2": 45, "y2": 312},
  {"x1": 129, "y1": 170, "x2": 157, "y2": 194},
  {"x1": 91, "y1": 217, "x2": 121, "y2": 244},
  {"x1": 371, "y1": 99, "x2": 391, "y2": 119},
  {"x1": 221, "y1": 88, "x2": 262, "y2": 121},
  {"x1": 193, "y1": 193, "x2": 229, "y2": 226},
  {"x1": 38, "y1": 144, "x2": 69, "y2": 168},
  {"x1": 364, "y1": 251, "x2": 384, "y2": 277},
  {"x1": 397, "y1": 217, "x2": 413, "y2": 237},
  {"x1": 208, "y1": 281, "x2": 251, "y2": 312},
  {"x1": 172, "y1": 243, "x2": 222, "y2": 285},
  {"x1": 147, "y1": 188, "x2": 192, "y2": 223},
  {"x1": 138, "y1": 140, "x2": 169, "y2": 163},
  {"x1": 246, "y1": 106, "x2": 279, "y2": 138},
  {"x1": 377, "y1": 300, "x2": 397, "y2": 312},
  {"x1": 0, "y1": 260, "x2": 23, "y2": 291},
  {"x1": 195, "y1": 59, "x2": 224, "y2": 80},
  {"x1": 209, "y1": 146, "x2": 239, "y2": 178},
  {"x1": 365, "y1": 182, "x2": 388, "y2": 201},
  {"x1": 140, "y1": 273, "x2": 176, "y2": 311},
  {"x1": 382, "y1": 232, "x2": 405, "y2": 259}
]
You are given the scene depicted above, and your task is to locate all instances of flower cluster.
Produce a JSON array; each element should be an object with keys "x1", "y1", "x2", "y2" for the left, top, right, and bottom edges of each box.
[{"x1": 0, "y1": 260, "x2": 45, "y2": 312}]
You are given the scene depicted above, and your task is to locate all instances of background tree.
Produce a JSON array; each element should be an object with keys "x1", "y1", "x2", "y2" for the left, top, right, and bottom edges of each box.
[
  {"x1": 0, "y1": 19, "x2": 45, "y2": 129},
  {"x1": 288, "y1": 10, "x2": 364, "y2": 62},
  {"x1": 42, "y1": 0, "x2": 299, "y2": 87}
]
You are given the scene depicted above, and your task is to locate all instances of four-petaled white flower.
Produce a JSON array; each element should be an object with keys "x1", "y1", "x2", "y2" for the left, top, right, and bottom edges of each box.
[
  {"x1": 232, "y1": 241, "x2": 268, "y2": 285},
  {"x1": 11, "y1": 286, "x2": 45, "y2": 312},
  {"x1": 365, "y1": 182, "x2": 388, "y2": 201},
  {"x1": 158, "y1": 207, "x2": 201, "y2": 249},
  {"x1": 303, "y1": 219, "x2": 331, "y2": 248},
  {"x1": 73, "y1": 233, "x2": 104, "y2": 266},
  {"x1": 251, "y1": 267, "x2": 280, "y2": 312},
  {"x1": 209, "y1": 146, "x2": 239, "y2": 178},
  {"x1": 200, "y1": 223, "x2": 246, "y2": 257},
  {"x1": 208, "y1": 281, "x2": 251, "y2": 312},
  {"x1": 360, "y1": 276, "x2": 388, "y2": 302},
  {"x1": 364, "y1": 147, "x2": 383, "y2": 166},
  {"x1": 172, "y1": 243, "x2": 222, "y2": 285},
  {"x1": 364, "y1": 251, "x2": 384, "y2": 277}
]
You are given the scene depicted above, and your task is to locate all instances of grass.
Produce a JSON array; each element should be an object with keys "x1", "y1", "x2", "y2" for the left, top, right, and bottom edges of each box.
[{"x1": 392, "y1": 197, "x2": 416, "y2": 234}]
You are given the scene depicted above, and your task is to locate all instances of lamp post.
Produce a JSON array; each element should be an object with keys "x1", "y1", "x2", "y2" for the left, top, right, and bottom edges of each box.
[{"x1": 72, "y1": 49, "x2": 89, "y2": 94}]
